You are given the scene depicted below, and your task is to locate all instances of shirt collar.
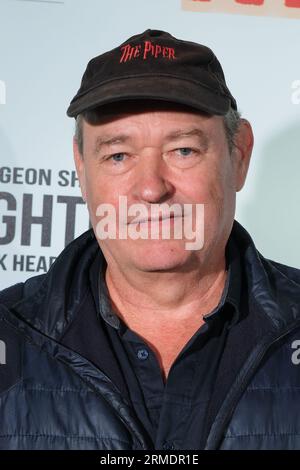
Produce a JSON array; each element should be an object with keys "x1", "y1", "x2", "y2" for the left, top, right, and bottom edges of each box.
[
  {"x1": 203, "y1": 233, "x2": 242, "y2": 328},
  {"x1": 89, "y1": 251, "x2": 120, "y2": 329}
]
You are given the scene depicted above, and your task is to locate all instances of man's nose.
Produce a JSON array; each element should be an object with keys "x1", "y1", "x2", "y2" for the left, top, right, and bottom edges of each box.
[{"x1": 132, "y1": 152, "x2": 175, "y2": 204}]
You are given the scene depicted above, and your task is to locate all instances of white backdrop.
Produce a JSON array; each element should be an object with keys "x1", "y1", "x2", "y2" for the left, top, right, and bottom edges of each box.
[{"x1": 1, "y1": 0, "x2": 300, "y2": 290}]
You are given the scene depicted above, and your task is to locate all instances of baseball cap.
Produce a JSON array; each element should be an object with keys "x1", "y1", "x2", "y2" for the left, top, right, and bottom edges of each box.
[{"x1": 66, "y1": 29, "x2": 237, "y2": 118}]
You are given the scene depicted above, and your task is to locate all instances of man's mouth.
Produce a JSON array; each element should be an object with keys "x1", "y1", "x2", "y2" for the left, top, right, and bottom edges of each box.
[{"x1": 128, "y1": 214, "x2": 179, "y2": 224}]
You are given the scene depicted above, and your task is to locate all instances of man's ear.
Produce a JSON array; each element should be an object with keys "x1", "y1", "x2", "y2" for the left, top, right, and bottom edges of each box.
[
  {"x1": 73, "y1": 136, "x2": 87, "y2": 202},
  {"x1": 232, "y1": 118, "x2": 254, "y2": 192}
]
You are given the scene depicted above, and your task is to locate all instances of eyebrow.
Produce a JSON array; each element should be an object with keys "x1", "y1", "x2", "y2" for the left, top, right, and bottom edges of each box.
[
  {"x1": 164, "y1": 128, "x2": 209, "y2": 147},
  {"x1": 94, "y1": 135, "x2": 130, "y2": 155},
  {"x1": 93, "y1": 128, "x2": 209, "y2": 155}
]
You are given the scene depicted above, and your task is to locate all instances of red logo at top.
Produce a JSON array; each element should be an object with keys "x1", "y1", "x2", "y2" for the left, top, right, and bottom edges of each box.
[{"x1": 120, "y1": 41, "x2": 176, "y2": 63}]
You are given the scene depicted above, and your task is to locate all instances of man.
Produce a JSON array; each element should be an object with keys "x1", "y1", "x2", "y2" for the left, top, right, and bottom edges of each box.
[{"x1": 0, "y1": 29, "x2": 300, "y2": 450}]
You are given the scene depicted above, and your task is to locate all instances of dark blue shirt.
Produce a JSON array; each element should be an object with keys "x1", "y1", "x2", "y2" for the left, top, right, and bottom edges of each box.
[{"x1": 62, "y1": 235, "x2": 242, "y2": 450}]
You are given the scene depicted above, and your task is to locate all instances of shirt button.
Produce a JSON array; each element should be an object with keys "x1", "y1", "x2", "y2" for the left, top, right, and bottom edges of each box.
[{"x1": 137, "y1": 348, "x2": 149, "y2": 360}]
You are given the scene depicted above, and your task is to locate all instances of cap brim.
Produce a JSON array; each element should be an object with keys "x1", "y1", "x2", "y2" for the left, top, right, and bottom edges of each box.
[{"x1": 66, "y1": 75, "x2": 234, "y2": 118}]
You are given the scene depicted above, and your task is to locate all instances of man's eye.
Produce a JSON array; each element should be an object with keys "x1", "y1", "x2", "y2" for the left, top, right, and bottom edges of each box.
[
  {"x1": 176, "y1": 148, "x2": 194, "y2": 157},
  {"x1": 107, "y1": 153, "x2": 126, "y2": 162}
]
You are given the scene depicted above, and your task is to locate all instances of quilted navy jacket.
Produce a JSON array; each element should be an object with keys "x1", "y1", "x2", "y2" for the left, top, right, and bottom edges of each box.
[{"x1": 1, "y1": 220, "x2": 300, "y2": 450}]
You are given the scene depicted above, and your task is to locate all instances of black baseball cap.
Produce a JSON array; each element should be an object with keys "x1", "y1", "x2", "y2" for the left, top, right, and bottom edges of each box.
[{"x1": 66, "y1": 29, "x2": 237, "y2": 118}]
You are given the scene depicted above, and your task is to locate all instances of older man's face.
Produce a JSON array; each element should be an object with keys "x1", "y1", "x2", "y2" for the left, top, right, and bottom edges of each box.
[{"x1": 74, "y1": 102, "x2": 252, "y2": 273}]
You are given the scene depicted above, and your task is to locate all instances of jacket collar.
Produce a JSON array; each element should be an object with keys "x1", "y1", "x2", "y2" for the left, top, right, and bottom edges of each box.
[
  {"x1": 12, "y1": 229, "x2": 99, "y2": 339},
  {"x1": 232, "y1": 220, "x2": 300, "y2": 330}
]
